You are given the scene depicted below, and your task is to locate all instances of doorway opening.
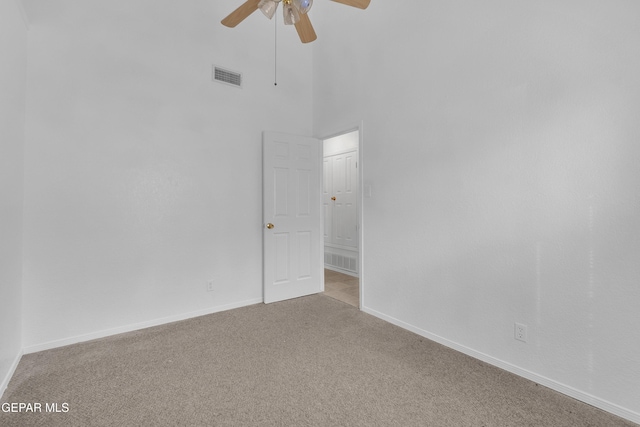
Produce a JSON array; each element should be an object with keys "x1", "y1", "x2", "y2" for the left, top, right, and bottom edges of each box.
[
  {"x1": 323, "y1": 269, "x2": 359, "y2": 307},
  {"x1": 321, "y1": 128, "x2": 361, "y2": 308}
]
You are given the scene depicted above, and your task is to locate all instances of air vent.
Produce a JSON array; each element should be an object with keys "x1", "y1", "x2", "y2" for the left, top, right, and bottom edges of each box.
[
  {"x1": 213, "y1": 66, "x2": 242, "y2": 88},
  {"x1": 325, "y1": 252, "x2": 358, "y2": 274}
]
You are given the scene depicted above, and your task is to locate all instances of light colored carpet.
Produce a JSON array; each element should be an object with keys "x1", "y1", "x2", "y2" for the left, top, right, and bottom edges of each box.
[{"x1": 1, "y1": 294, "x2": 636, "y2": 426}]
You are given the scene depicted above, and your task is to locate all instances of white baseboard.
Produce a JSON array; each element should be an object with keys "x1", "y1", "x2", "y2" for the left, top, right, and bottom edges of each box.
[
  {"x1": 0, "y1": 349, "x2": 23, "y2": 400},
  {"x1": 361, "y1": 305, "x2": 640, "y2": 425},
  {"x1": 324, "y1": 265, "x2": 358, "y2": 278},
  {"x1": 23, "y1": 298, "x2": 263, "y2": 355}
]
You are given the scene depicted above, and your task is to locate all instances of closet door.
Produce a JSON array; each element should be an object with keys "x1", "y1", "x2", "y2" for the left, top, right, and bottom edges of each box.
[
  {"x1": 326, "y1": 150, "x2": 358, "y2": 249},
  {"x1": 323, "y1": 157, "x2": 333, "y2": 244},
  {"x1": 332, "y1": 151, "x2": 357, "y2": 248}
]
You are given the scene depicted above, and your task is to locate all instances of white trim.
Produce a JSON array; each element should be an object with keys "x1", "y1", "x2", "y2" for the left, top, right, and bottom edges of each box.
[
  {"x1": 324, "y1": 265, "x2": 358, "y2": 278},
  {"x1": 322, "y1": 146, "x2": 357, "y2": 157},
  {"x1": 361, "y1": 306, "x2": 640, "y2": 425},
  {"x1": 13, "y1": 0, "x2": 29, "y2": 29},
  {"x1": 0, "y1": 350, "x2": 23, "y2": 400},
  {"x1": 324, "y1": 242, "x2": 359, "y2": 252},
  {"x1": 23, "y1": 298, "x2": 262, "y2": 354},
  {"x1": 317, "y1": 122, "x2": 365, "y2": 310},
  {"x1": 357, "y1": 122, "x2": 364, "y2": 310}
]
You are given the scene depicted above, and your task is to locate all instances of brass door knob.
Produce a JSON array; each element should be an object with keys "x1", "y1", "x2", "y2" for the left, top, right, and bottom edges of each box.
[
  {"x1": 331, "y1": 196, "x2": 336, "y2": 201},
  {"x1": 266, "y1": 223, "x2": 275, "y2": 229}
]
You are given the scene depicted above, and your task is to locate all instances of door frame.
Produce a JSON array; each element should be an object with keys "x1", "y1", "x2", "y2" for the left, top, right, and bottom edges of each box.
[{"x1": 319, "y1": 122, "x2": 365, "y2": 309}]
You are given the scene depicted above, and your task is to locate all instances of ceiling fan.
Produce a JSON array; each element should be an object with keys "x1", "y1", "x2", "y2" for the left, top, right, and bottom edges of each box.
[{"x1": 221, "y1": 0, "x2": 371, "y2": 44}]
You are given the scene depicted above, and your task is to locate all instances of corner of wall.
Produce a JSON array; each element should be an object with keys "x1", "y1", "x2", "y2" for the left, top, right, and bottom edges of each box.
[
  {"x1": 13, "y1": 0, "x2": 29, "y2": 29},
  {"x1": 0, "y1": 350, "x2": 23, "y2": 401}
]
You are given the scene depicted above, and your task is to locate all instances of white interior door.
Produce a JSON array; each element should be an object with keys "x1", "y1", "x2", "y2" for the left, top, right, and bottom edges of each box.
[
  {"x1": 327, "y1": 150, "x2": 358, "y2": 248},
  {"x1": 263, "y1": 131, "x2": 323, "y2": 303}
]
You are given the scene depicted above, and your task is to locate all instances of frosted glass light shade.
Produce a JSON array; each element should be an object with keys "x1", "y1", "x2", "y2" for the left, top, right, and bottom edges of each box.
[
  {"x1": 259, "y1": 0, "x2": 280, "y2": 19},
  {"x1": 283, "y1": 2, "x2": 300, "y2": 25},
  {"x1": 295, "y1": 0, "x2": 313, "y2": 14}
]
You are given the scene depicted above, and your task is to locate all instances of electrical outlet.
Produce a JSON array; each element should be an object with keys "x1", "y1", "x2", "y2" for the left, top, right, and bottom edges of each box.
[
  {"x1": 515, "y1": 323, "x2": 527, "y2": 342},
  {"x1": 207, "y1": 281, "x2": 215, "y2": 292}
]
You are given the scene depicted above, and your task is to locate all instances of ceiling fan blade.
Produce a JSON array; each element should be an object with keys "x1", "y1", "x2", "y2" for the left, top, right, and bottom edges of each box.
[
  {"x1": 295, "y1": 13, "x2": 317, "y2": 43},
  {"x1": 221, "y1": 0, "x2": 261, "y2": 28},
  {"x1": 330, "y1": 0, "x2": 370, "y2": 9}
]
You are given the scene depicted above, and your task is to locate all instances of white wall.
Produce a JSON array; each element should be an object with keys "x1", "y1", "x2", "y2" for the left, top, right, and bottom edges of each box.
[
  {"x1": 323, "y1": 130, "x2": 358, "y2": 156},
  {"x1": 21, "y1": 0, "x2": 313, "y2": 349},
  {"x1": 11, "y1": 0, "x2": 640, "y2": 422},
  {"x1": 313, "y1": 0, "x2": 640, "y2": 422},
  {"x1": 0, "y1": 0, "x2": 27, "y2": 394}
]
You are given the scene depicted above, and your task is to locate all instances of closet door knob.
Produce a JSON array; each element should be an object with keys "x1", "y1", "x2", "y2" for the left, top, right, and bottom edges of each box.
[
  {"x1": 266, "y1": 223, "x2": 275, "y2": 229},
  {"x1": 331, "y1": 197, "x2": 336, "y2": 201}
]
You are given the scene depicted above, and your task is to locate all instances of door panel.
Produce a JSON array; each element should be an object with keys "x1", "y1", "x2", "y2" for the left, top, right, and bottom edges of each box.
[
  {"x1": 325, "y1": 150, "x2": 358, "y2": 249},
  {"x1": 274, "y1": 168, "x2": 289, "y2": 217},
  {"x1": 263, "y1": 131, "x2": 322, "y2": 303},
  {"x1": 274, "y1": 232, "x2": 290, "y2": 283},
  {"x1": 322, "y1": 158, "x2": 332, "y2": 241},
  {"x1": 297, "y1": 169, "x2": 311, "y2": 216},
  {"x1": 297, "y1": 231, "x2": 312, "y2": 278}
]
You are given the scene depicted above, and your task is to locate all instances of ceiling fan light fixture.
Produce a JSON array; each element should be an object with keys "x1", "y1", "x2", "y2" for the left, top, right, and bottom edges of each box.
[
  {"x1": 282, "y1": 1, "x2": 301, "y2": 25},
  {"x1": 294, "y1": 0, "x2": 313, "y2": 14},
  {"x1": 222, "y1": 0, "x2": 367, "y2": 43},
  {"x1": 258, "y1": 0, "x2": 280, "y2": 19}
]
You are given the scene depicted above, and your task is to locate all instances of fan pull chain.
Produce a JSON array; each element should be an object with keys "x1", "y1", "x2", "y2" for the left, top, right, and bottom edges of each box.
[{"x1": 274, "y1": 13, "x2": 278, "y2": 86}]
